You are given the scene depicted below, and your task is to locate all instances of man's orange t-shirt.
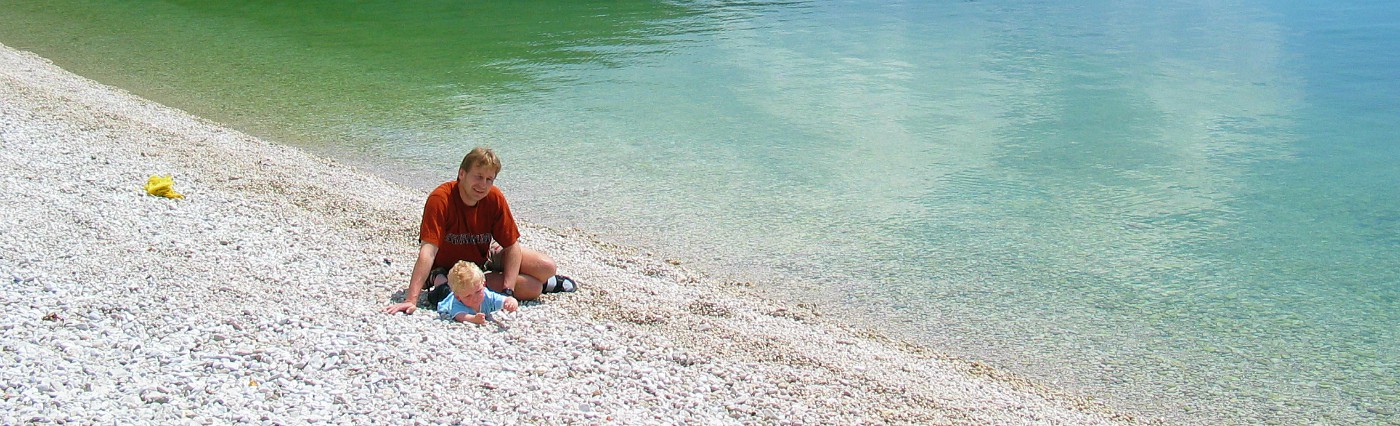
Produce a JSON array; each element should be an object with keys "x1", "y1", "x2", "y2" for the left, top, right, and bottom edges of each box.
[{"x1": 419, "y1": 180, "x2": 520, "y2": 269}]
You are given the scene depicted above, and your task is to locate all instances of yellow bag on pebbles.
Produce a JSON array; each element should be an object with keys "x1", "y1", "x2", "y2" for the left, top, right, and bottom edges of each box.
[{"x1": 144, "y1": 174, "x2": 184, "y2": 199}]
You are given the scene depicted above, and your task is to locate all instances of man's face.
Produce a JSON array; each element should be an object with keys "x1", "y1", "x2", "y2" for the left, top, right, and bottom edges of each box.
[{"x1": 457, "y1": 164, "x2": 498, "y2": 206}]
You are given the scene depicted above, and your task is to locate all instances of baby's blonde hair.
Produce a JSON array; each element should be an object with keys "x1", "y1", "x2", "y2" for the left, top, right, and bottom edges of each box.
[{"x1": 447, "y1": 260, "x2": 485, "y2": 297}]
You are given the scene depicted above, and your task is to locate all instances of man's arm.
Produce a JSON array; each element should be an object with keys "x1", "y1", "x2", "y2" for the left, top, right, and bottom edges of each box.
[
  {"x1": 382, "y1": 243, "x2": 438, "y2": 314},
  {"x1": 498, "y1": 242, "x2": 523, "y2": 294}
]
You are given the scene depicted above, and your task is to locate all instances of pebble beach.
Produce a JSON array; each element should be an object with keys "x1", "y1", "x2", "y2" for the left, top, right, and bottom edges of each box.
[{"x1": 0, "y1": 43, "x2": 1147, "y2": 425}]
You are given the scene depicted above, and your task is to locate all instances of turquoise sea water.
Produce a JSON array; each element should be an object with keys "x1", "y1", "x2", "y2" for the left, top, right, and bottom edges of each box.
[{"x1": 2, "y1": 1, "x2": 1396, "y2": 424}]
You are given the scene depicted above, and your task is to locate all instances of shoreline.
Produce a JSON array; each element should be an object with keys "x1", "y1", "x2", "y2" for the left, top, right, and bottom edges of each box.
[{"x1": 0, "y1": 43, "x2": 1146, "y2": 425}]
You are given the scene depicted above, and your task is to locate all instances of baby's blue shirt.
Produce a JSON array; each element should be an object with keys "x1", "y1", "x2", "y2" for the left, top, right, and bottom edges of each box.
[{"x1": 437, "y1": 289, "x2": 506, "y2": 321}]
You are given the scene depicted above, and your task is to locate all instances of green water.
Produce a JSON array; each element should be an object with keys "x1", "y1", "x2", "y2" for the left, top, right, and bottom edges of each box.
[
  {"x1": 0, "y1": 1, "x2": 699, "y2": 171},
  {"x1": 3, "y1": 1, "x2": 1398, "y2": 424}
]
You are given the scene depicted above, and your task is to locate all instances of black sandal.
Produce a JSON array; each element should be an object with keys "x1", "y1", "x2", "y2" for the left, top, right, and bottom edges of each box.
[
  {"x1": 542, "y1": 275, "x2": 577, "y2": 293},
  {"x1": 418, "y1": 268, "x2": 451, "y2": 307}
]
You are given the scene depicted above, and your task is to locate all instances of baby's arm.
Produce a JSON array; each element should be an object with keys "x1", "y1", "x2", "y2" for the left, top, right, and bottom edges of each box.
[
  {"x1": 503, "y1": 297, "x2": 519, "y2": 313},
  {"x1": 453, "y1": 312, "x2": 488, "y2": 324}
]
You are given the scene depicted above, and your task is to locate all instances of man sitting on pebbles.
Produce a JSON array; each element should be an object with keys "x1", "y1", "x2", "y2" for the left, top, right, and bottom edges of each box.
[{"x1": 382, "y1": 146, "x2": 576, "y2": 316}]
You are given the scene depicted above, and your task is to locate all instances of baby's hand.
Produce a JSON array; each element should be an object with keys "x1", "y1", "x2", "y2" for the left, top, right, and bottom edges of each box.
[
  {"x1": 503, "y1": 297, "x2": 519, "y2": 312},
  {"x1": 452, "y1": 312, "x2": 489, "y2": 325}
]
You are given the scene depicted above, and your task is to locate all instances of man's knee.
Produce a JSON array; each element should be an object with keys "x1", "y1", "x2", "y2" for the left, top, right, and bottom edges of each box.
[{"x1": 526, "y1": 250, "x2": 558, "y2": 276}]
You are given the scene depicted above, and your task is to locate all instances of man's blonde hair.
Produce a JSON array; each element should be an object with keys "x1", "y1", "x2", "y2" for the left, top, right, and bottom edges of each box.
[
  {"x1": 447, "y1": 260, "x2": 486, "y2": 297},
  {"x1": 459, "y1": 146, "x2": 502, "y2": 174}
]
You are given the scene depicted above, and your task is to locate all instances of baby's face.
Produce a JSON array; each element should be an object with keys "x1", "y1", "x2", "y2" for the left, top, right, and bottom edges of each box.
[{"x1": 455, "y1": 283, "x2": 485, "y2": 306}]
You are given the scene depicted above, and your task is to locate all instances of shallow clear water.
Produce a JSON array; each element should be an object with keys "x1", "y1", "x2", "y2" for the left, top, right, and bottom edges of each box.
[{"x1": 3, "y1": 1, "x2": 1397, "y2": 423}]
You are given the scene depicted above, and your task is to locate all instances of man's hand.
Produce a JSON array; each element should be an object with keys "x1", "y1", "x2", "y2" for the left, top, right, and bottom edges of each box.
[
  {"x1": 503, "y1": 297, "x2": 519, "y2": 313},
  {"x1": 385, "y1": 243, "x2": 437, "y2": 316},
  {"x1": 382, "y1": 302, "x2": 417, "y2": 315}
]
